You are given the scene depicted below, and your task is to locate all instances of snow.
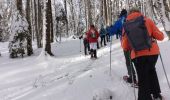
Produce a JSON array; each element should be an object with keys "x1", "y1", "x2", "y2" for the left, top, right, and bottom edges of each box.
[
  {"x1": 0, "y1": 33, "x2": 170, "y2": 99},
  {"x1": 9, "y1": 9, "x2": 29, "y2": 41}
]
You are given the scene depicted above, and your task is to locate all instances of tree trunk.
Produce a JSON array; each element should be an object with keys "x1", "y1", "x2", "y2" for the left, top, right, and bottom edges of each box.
[
  {"x1": 26, "y1": 0, "x2": 33, "y2": 56},
  {"x1": 16, "y1": 0, "x2": 23, "y2": 15},
  {"x1": 103, "y1": 0, "x2": 107, "y2": 26},
  {"x1": 64, "y1": 0, "x2": 69, "y2": 36},
  {"x1": 31, "y1": 0, "x2": 35, "y2": 41},
  {"x1": 70, "y1": 0, "x2": 76, "y2": 35},
  {"x1": 50, "y1": 1, "x2": 54, "y2": 43},
  {"x1": 163, "y1": 0, "x2": 170, "y2": 20},
  {"x1": 87, "y1": 0, "x2": 93, "y2": 25},
  {"x1": 154, "y1": 0, "x2": 170, "y2": 39},
  {"x1": 34, "y1": 0, "x2": 41, "y2": 48},
  {"x1": 84, "y1": 0, "x2": 88, "y2": 30},
  {"x1": 38, "y1": 0, "x2": 43, "y2": 47},
  {"x1": 45, "y1": 0, "x2": 53, "y2": 56}
]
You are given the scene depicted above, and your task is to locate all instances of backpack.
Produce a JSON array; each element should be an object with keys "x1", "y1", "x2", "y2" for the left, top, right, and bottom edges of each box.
[
  {"x1": 123, "y1": 16, "x2": 152, "y2": 51},
  {"x1": 100, "y1": 28, "x2": 106, "y2": 36},
  {"x1": 90, "y1": 30, "x2": 96, "y2": 38}
]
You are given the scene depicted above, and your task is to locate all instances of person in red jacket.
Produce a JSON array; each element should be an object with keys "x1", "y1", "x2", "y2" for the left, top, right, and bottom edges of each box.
[
  {"x1": 122, "y1": 8, "x2": 164, "y2": 100},
  {"x1": 86, "y1": 25, "x2": 99, "y2": 59}
]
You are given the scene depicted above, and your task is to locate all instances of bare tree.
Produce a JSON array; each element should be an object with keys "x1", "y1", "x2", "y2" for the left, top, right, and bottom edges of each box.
[
  {"x1": 16, "y1": 0, "x2": 23, "y2": 15},
  {"x1": 64, "y1": 0, "x2": 69, "y2": 36},
  {"x1": 45, "y1": 0, "x2": 53, "y2": 56},
  {"x1": 163, "y1": 0, "x2": 170, "y2": 20},
  {"x1": 34, "y1": 0, "x2": 41, "y2": 48},
  {"x1": 26, "y1": 0, "x2": 33, "y2": 56}
]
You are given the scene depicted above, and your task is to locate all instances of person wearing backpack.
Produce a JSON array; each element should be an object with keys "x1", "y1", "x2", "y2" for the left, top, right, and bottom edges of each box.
[
  {"x1": 99, "y1": 25, "x2": 107, "y2": 47},
  {"x1": 109, "y1": 9, "x2": 137, "y2": 84},
  {"x1": 87, "y1": 25, "x2": 99, "y2": 59},
  {"x1": 122, "y1": 7, "x2": 164, "y2": 100}
]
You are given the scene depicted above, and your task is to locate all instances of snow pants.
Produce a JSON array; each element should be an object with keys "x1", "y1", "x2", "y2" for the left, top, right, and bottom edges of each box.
[
  {"x1": 100, "y1": 35, "x2": 106, "y2": 46},
  {"x1": 124, "y1": 50, "x2": 136, "y2": 82},
  {"x1": 83, "y1": 39, "x2": 90, "y2": 55},
  {"x1": 133, "y1": 55, "x2": 161, "y2": 100}
]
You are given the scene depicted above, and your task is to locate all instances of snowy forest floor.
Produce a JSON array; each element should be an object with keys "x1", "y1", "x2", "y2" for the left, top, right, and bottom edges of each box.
[{"x1": 0, "y1": 35, "x2": 170, "y2": 100}]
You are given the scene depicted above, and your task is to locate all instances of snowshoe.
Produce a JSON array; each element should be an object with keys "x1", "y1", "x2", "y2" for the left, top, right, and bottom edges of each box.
[
  {"x1": 153, "y1": 97, "x2": 165, "y2": 100},
  {"x1": 153, "y1": 94, "x2": 165, "y2": 100},
  {"x1": 90, "y1": 57, "x2": 98, "y2": 60},
  {"x1": 123, "y1": 75, "x2": 138, "y2": 88}
]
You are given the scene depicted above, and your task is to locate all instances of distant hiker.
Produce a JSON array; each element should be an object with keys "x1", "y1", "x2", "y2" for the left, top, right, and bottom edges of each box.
[
  {"x1": 108, "y1": 9, "x2": 127, "y2": 39},
  {"x1": 122, "y1": 7, "x2": 164, "y2": 100},
  {"x1": 99, "y1": 25, "x2": 107, "y2": 47},
  {"x1": 79, "y1": 32, "x2": 90, "y2": 55},
  {"x1": 105, "y1": 26, "x2": 110, "y2": 42},
  {"x1": 110, "y1": 9, "x2": 137, "y2": 84},
  {"x1": 87, "y1": 25, "x2": 99, "y2": 59}
]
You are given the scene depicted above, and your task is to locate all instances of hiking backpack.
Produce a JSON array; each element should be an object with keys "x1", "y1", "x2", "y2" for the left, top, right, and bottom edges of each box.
[
  {"x1": 123, "y1": 16, "x2": 152, "y2": 51},
  {"x1": 90, "y1": 30, "x2": 96, "y2": 38}
]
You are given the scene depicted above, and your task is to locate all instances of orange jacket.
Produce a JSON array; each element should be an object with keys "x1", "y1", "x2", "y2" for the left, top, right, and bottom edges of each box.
[{"x1": 121, "y1": 12, "x2": 164, "y2": 59}]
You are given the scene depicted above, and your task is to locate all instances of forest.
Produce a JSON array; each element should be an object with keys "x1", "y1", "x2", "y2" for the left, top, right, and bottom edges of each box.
[
  {"x1": 0, "y1": 0, "x2": 170, "y2": 57},
  {"x1": 0, "y1": 0, "x2": 170, "y2": 100}
]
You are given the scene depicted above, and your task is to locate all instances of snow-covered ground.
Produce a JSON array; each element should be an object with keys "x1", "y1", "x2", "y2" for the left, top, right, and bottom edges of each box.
[{"x1": 0, "y1": 35, "x2": 170, "y2": 100}]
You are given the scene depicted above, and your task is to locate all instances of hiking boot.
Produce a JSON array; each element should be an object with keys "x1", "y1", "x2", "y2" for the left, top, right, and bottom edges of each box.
[
  {"x1": 127, "y1": 77, "x2": 137, "y2": 84},
  {"x1": 153, "y1": 94, "x2": 163, "y2": 100},
  {"x1": 123, "y1": 76, "x2": 137, "y2": 84},
  {"x1": 94, "y1": 50, "x2": 97, "y2": 58}
]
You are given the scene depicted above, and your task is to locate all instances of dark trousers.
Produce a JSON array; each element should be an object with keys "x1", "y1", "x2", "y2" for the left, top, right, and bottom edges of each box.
[
  {"x1": 100, "y1": 36, "x2": 106, "y2": 46},
  {"x1": 106, "y1": 34, "x2": 110, "y2": 42},
  {"x1": 90, "y1": 49, "x2": 97, "y2": 58},
  {"x1": 97, "y1": 41, "x2": 100, "y2": 49},
  {"x1": 124, "y1": 50, "x2": 136, "y2": 81},
  {"x1": 83, "y1": 39, "x2": 90, "y2": 55},
  {"x1": 133, "y1": 55, "x2": 161, "y2": 100}
]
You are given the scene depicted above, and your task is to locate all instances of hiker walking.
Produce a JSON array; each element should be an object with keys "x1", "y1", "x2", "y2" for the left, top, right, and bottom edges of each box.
[
  {"x1": 106, "y1": 26, "x2": 110, "y2": 42},
  {"x1": 122, "y1": 7, "x2": 164, "y2": 100},
  {"x1": 79, "y1": 32, "x2": 90, "y2": 55},
  {"x1": 109, "y1": 9, "x2": 137, "y2": 84},
  {"x1": 99, "y1": 25, "x2": 107, "y2": 47},
  {"x1": 87, "y1": 25, "x2": 99, "y2": 59}
]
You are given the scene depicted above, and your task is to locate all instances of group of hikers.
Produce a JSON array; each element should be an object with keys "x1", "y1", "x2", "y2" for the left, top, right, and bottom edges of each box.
[
  {"x1": 79, "y1": 25, "x2": 111, "y2": 59},
  {"x1": 80, "y1": 7, "x2": 164, "y2": 100}
]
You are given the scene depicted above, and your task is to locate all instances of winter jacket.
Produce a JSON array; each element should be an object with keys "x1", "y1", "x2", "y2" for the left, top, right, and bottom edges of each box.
[
  {"x1": 100, "y1": 28, "x2": 107, "y2": 37},
  {"x1": 121, "y1": 12, "x2": 164, "y2": 59},
  {"x1": 108, "y1": 16, "x2": 126, "y2": 37},
  {"x1": 87, "y1": 28, "x2": 99, "y2": 43}
]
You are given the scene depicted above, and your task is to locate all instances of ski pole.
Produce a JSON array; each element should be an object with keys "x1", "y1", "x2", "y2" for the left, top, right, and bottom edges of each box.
[
  {"x1": 109, "y1": 36, "x2": 112, "y2": 76},
  {"x1": 159, "y1": 53, "x2": 170, "y2": 89},
  {"x1": 80, "y1": 39, "x2": 82, "y2": 52}
]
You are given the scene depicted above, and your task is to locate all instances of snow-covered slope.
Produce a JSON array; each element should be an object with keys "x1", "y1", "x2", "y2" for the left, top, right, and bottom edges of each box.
[{"x1": 0, "y1": 37, "x2": 170, "y2": 100}]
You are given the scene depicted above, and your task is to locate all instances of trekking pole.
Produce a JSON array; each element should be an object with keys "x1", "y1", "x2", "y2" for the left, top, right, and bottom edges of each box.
[
  {"x1": 109, "y1": 36, "x2": 112, "y2": 76},
  {"x1": 129, "y1": 56, "x2": 137, "y2": 100},
  {"x1": 80, "y1": 39, "x2": 82, "y2": 52},
  {"x1": 159, "y1": 53, "x2": 170, "y2": 89}
]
